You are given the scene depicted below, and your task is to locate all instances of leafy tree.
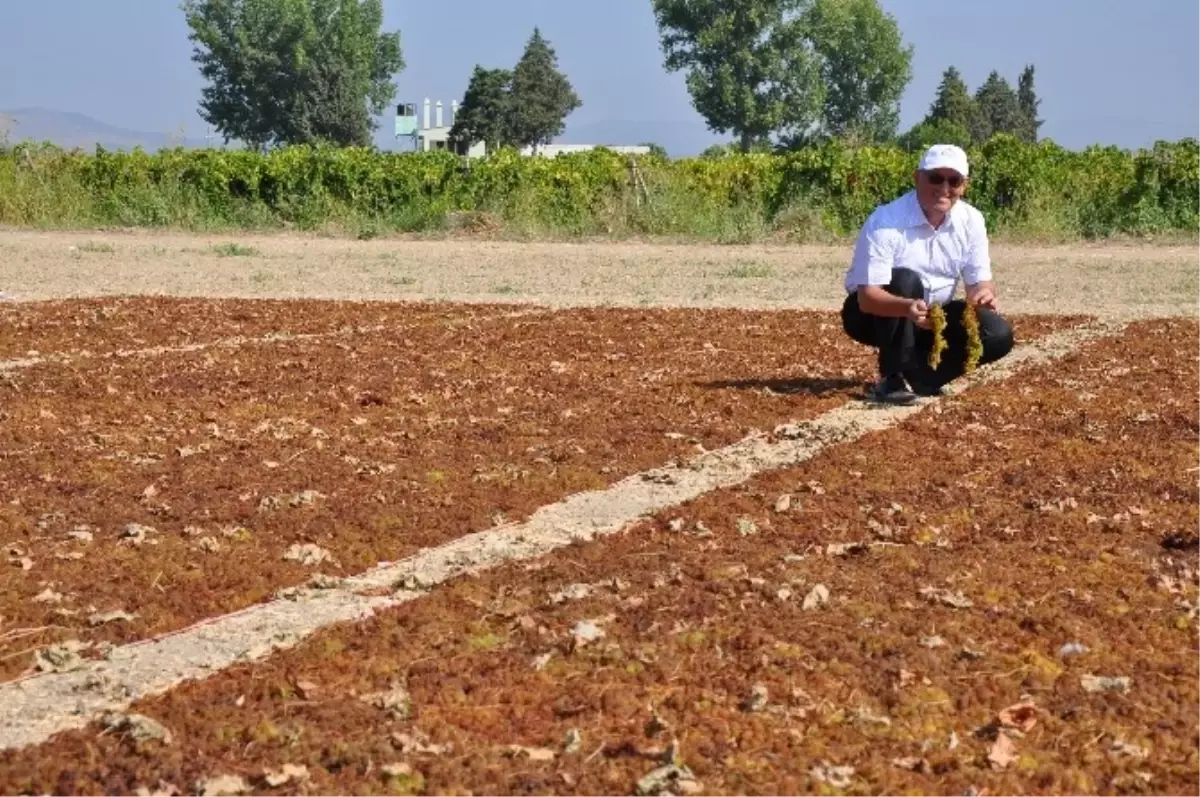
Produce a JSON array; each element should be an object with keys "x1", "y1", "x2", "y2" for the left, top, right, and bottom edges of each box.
[
  {"x1": 651, "y1": 0, "x2": 824, "y2": 152},
  {"x1": 974, "y1": 70, "x2": 1025, "y2": 140},
  {"x1": 449, "y1": 66, "x2": 514, "y2": 153},
  {"x1": 1016, "y1": 64, "x2": 1043, "y2": 143},
  {"x1": 927, "y1": 67, "x2": 972, "y2": 128},
  {"x1": 801, "y1": 0, "x2": 913, "y2": 143},
  {"x1": 181, "y1": 0, "x2": 404, "y2": 150},
  {"x1": 926, "y1": 66, "x2": 989, "y2": 144},
  {"x1": 640, "y1": 142, "x2": 670, "y2": 158},
  {"x1": 505, "y1": 28, "x2": 581, "y2": 152}
]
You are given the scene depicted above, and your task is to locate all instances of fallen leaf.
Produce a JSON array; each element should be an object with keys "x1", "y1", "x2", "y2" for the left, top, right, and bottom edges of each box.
[
  {"x1": 32, "y1": 588, "x2": 64, "y2": 604},
  {"x1": 774, "y1": 494, "x2": 792, "y2": 513},
  {"x1": 741, "y1": 683, "x2": 769, "y2": 713},
  {"x1": 89, "y1": 610, "x2": 138, "y2": 626},
  {"x1": 919, "y1": 586, "x2": 974, "y2": 609},
  {"x1": 998, "y1": 701, "x2": 1039, "y2": 732},
  {"x1": 810, "y1": 762, "x2": 855, "y2": 789},
  {"x1": 67, "y1": 528, "x2": 94, "y2": 543},
  {"x1": 988, "y1": 732, "x2": 1018, "y2": 770},
  {"x1": 504, "y1": 745, "x2": 556, "y2": 762},
  {"x1": 1081, "y1": 674, "x2": 1131, "y2": 693},
  {"x1": 294, "y1": 680, "x2": 319, "y2": 699},
  {"x1": 548, "y1": 583, "x2": 592, "y2": 604},
  {"x1": 891, "y1": 756, "x2": 929, "y2": 773},
  {"x1": 360, "y1": 682, "x2": 411, "y2": 719},
  {"x1": 801, "y1": 583, "x2": 830, "y2": 611},
  {"x1": 391, "y1": 730, "x2": 452, "y2": 756},
  {"x1": 825, "y1": 541, "x2": 868, "y2": 557},
  {"x1": 570, "y1": 619, "x2": 605, "y2": 647},
  {"x1": 262, "y1": 764, "x2": 309, "y2": 788},
  {"x1": 103, "y1": 712, "x2": 172, "y2": 744},
  {"x1": 1108, "y1": 739, "x2": 1149, "y2": 758},
  {"x1": 195, "y1": 774, "x2": 248, "y2": 797},
  {"x1": 635, "y1": 763, "x2": 702, "y2": 796},
  {"x1": 283, "y1": 543, "x2": 331, "y2": 567},
  {"x1": 120, "y1": 523, "x2": 156, "y2": 546}
]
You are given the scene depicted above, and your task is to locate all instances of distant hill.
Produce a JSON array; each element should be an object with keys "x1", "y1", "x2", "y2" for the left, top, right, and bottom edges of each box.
[
  {"x1": 0, "y1": 108, "x2": 209, "y2": 151},
  {"x1": 0, "y1": 107, "x2": 725, "y2": 158}
]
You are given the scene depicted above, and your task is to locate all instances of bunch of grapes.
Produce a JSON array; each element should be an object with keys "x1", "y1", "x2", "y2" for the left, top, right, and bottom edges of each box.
[
  {"x1": 927, "y1": 304, "x2": 948, "y2": 369},
  {"x1": 963, "y1": 303, "x2": 983, "y2": 373},
  {"x1": 927, "y1": 303, "x2": 984, "y2": 373}
]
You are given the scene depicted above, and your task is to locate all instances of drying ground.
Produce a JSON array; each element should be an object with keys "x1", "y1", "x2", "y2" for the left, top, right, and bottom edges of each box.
[
  {"x1": 0, "y1": 231, "x2": 1196, "y2": 796},
  {"x1": 4, "y1": 314, "x2": 1195, "y2": 792}
]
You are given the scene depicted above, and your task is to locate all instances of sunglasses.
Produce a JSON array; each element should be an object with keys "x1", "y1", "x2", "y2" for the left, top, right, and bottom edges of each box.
[{"x1": 925, "y1": 171, "x2": 965, "y2": 188}]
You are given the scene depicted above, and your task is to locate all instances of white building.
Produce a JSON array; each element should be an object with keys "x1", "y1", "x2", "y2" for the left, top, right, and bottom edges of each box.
[
  {"x1": 518, "y1": 143, "x2": 651, "y2": 159},
  {"x1": 396, "y1": 98, "x2": 650, "y2": 160},
  {"x1": 395, "y1": 98, "x2": 485, "y2": 158}
]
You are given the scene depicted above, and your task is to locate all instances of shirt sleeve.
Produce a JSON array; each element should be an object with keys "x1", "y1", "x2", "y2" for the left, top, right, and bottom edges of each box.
[
  {"x1": 849, "y1": 221, "x2": 896, "y2": 288},
  {"x1": 962, "y1": 211, "x2": 993, "y2": 285}
]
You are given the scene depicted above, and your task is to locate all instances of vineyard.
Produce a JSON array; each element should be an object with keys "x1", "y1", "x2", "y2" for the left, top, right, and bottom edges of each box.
[{"x1": 1, "y1": 135, "x2": 1196, "y2": 241}]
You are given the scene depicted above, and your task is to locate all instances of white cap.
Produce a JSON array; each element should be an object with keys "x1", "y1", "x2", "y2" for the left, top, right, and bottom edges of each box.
[{"x1": 919, "y1": 144, "x2": 969, "y2": 177}]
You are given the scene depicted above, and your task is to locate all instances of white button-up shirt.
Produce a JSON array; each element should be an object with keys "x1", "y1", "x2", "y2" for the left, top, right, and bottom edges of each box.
[{"x1": 843, "y1": 190, "x2": 993, "y2": 306}]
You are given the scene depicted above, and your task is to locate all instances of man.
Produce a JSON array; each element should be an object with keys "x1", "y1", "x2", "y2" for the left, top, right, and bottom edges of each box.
[{"x1": 841, "y1": 143, "x2": 1014, "y2": 405}]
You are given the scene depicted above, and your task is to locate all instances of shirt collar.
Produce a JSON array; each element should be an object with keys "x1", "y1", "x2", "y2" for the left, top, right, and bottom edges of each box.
[{"x1": 905, "y1": 189, "x2": 957, "y2": 232}]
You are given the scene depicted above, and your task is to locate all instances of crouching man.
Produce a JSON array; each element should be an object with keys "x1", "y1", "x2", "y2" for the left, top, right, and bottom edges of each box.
[{"x1": 841, "y1": 143, "x2": 1015, "y2": 405}]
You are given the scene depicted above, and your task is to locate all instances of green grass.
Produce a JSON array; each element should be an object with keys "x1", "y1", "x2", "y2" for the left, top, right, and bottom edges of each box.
[
  {"x1": 76, "y1": 241, "x2": 115, "y2": 253},
  {"x1": 211, "y1": 242, "x2": 259, "y2": 257}
]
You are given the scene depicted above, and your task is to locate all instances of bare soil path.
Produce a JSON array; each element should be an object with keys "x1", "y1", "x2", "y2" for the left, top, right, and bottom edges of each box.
[{"x1": 0, "y1": 229, "x2": 1194, "y2": 319}]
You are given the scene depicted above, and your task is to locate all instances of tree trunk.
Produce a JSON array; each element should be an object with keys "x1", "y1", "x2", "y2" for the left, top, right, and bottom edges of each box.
[{"x1": 740, "y1": 130, "x2": 752, "y2": 153}]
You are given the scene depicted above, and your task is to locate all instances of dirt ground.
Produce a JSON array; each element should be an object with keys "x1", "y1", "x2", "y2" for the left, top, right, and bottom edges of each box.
[{"x1": 0, "y1": 229, "x2": 1195, "y2": 319}]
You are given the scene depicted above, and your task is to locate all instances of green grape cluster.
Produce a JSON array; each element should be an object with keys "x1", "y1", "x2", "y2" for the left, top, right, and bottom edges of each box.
[{"x1": 927, "y1": 304, "x2": 948, "y2": 370}]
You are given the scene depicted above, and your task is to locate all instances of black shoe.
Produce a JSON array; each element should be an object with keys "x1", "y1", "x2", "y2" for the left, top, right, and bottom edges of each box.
[
  {"x1": 866, "y1": 373, "x2": 916, "y2": 405},
  {"x1": 903, "y1": 369, "x2": 944, "y2": 397}
]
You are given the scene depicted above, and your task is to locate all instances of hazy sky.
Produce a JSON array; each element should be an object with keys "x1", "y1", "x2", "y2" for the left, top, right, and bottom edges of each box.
[{"x1": 0, "y1": 0, "x2": 1196, "y2": 154}]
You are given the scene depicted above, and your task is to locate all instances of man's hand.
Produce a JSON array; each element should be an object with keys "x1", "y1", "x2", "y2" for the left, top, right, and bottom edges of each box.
[
  {"x1": 967, "y1": 281, "x2": 998, "y2": 311},
  {"x1": 907, "y1": 298, "x2": 930, "y2": 329}
]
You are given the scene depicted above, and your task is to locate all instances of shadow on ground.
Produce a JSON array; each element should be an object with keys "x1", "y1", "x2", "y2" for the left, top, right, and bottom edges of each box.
[{"x1": 695, "y1": 376, "x2": 863, "y2": 397}]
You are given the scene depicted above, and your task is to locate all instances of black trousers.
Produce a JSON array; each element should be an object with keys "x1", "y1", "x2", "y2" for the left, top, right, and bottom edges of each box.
[{"x1": 841, "y1": 267, "x2": 1015, "y2": 388}]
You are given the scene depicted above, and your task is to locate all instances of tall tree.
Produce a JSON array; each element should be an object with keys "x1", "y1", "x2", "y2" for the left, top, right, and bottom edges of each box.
[
  {"x1": 651, "y1": 0, "x2": 824, "y2": 152},
  {"x1": 506, "y1": 28, "x2": 582, "y2": 152},
  {"x1": 801, "y1": 0, "x2": 913, "y2": 143},
  {"x1": 974, "y1": 70, "x2": 1024, "y2": 140},
  {"x1": 181, "y1": 0, "x2": 404, "y2": 150},
  {"x1": 925, "y1": 66, "x2": 989, "y2": 143},
  {"x1": 1016, "y1": 64, "x2": 1043, "y2": 143},
  {"x1": 449, "y1": 66, "x2": 514, "y2": 153},
  {"x1": 927, "y1": 67, "x2": 972, "y2": 128}
]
